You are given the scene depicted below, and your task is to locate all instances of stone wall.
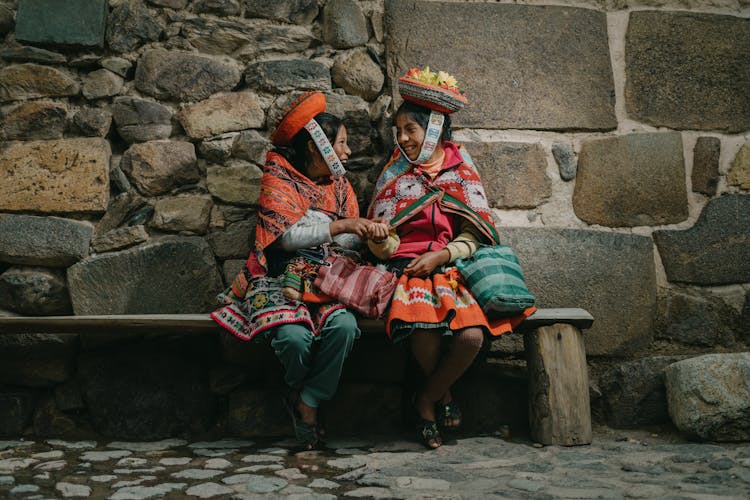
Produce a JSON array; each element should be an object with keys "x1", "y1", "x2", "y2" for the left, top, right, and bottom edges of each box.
[{"x1": 0, "y1": 0, "x2": 748, "y2": 439}]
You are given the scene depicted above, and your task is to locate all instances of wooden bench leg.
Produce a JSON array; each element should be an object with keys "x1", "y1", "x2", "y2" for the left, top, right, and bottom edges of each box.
[{"x1": 524, "y1": 323, "x2": 592, "y2": 446}]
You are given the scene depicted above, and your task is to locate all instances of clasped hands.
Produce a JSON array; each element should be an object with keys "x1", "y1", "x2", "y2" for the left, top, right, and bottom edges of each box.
[{"x1": 330, "y1": 217, "x2": 389, "y2": 241}]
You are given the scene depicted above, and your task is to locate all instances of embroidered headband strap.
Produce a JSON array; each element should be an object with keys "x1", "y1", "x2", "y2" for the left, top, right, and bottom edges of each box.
[
  {"x1": 394, "y1": 111, "x2": 445, "y2": 165},
  {"x1": 303, "y1": 119, "x2": 346, "y2": 178}
]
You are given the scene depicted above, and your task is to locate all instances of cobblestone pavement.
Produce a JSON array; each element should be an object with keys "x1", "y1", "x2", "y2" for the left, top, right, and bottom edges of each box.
[{"x1": 1, "y1": 426, "x2": 749, "y2": 499}]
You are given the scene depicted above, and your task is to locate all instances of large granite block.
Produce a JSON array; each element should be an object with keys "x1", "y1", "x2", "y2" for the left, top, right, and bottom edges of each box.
[
  {"x1": 665, "y1": 353, "x2": 750, "y2": 442},
  {"x1": 0, "y1": 138, "x2": 110, "y2": 213},
  {"x1": 0, "y1": 334, "x2": 78, "y2": 387},
  {"x1": 500, "y1": 228, "x2": 656, "y2": 356},
  {"x1": 135, "y1": 50, "x2": 241, "y2": 102},
  {"x1": 0, "y1": 215, "x2": 92, "y2": 267},
  {"x1": 67, "y1": 237, "x2": 224, "y2": 314},
  {"x1": 463, "y1": 141, "x2": 551, "y2": 209},
  {"x1": 573, "y1": 133, "x2": 687, "y2": 227},
  {"x1": 16, "y1": 0, "x2": 107, "y2": 48},
  {"x1": 626, "y1": 11, "x2": 750, "y2": 133},
  {"x1": 385, "y1": 0, "x2": 616, "y2": 130},
  {"x1": 654, "y1": 195, "x2": 750, "y2": 285},
  {"x1": 0, "y1": 64, "x2": 79, "y2": 101}
]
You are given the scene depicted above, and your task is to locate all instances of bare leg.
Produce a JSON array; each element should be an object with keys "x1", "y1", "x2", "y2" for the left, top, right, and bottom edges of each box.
[{"x1": 410, "y1": 329, "x2": 443, "y2": 448}]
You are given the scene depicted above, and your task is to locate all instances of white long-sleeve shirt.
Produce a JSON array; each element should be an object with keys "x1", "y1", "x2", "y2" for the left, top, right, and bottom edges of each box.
[{"x1": 279, "y1": 209, "x2": 360, "y2": 251}]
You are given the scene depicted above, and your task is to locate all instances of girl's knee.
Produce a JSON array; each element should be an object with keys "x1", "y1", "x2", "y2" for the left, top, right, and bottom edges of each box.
[
  {"x1": 455, "y1": 327, "x2": 484, "y2": 352},
  {"x1": 325, "y1": 311, "x2": 360, "y2": 344},
  {"x1": 271, "y1": 323, "x2": 314, "y2": 353}
]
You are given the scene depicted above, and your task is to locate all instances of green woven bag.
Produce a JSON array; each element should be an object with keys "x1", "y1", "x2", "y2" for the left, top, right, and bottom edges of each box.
[{"x1": 454, "y1": 245, "x2": 536, "y2": 318}]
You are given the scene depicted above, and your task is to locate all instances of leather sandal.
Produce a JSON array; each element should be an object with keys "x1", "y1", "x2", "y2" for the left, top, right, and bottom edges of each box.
[
  {"x1": 437, "y1": 399, "x2": 462, "y2": 430},
  {"x1": 282, "y1": 391, "x2": 321, "y2": 450}
]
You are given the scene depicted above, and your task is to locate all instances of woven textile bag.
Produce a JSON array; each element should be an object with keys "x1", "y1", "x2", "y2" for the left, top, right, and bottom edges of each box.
[
  {"x1": 454, "y1": 245, "x2": 536, "y2": 318},
  {"x1": 313, "y1": 255, "x2": 397, "y2": 319}
]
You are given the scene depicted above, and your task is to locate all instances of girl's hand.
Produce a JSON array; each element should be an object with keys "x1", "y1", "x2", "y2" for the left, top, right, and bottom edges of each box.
[
  {"x1": 403, "y1": 249, "x2": 450, "y2": 277},
  {"x1": 330, "y1": 218, "x2": 373, "y2": 238},
  {"x1": 365, "y1": 220, "x2": 390, "y2": 242}
]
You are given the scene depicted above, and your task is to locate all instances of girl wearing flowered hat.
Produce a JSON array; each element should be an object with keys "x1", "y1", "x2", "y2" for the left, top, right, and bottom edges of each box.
[
  {"x1": 368, "y1": 68, "x2": 535, "y2": 449},
  {"x1": 212, "y1": 91, "x2": 388, "y2": 450}
]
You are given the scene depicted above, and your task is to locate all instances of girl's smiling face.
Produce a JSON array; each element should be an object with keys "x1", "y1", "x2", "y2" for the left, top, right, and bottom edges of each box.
[
  {"x1": 307, "y1": 125, "x2": 351, "y2": 179},
  {"x1": 395, "y1": 112, "x2": 425, "y2": 161}
]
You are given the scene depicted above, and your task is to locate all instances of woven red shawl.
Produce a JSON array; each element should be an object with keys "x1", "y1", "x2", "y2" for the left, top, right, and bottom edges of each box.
[
  {"x1": 231, "y1": 152, "x2": 358, "y2": 296},
  {"x1": 368, "y1": 142, "x2": 499, "y2": 244}
]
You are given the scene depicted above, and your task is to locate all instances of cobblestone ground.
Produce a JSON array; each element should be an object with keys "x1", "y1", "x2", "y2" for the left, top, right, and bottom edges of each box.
[{"x1": 1, "y1": 426, "x2": 749, "y2": 499}]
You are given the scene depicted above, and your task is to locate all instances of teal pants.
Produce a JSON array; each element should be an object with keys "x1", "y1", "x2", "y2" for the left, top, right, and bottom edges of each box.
[{"x1": 270, "y1": 310, "x2": 360, "y2": 408}]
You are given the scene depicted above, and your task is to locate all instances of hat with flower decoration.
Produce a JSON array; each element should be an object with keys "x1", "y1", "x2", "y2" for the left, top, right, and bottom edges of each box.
[
  {"x1": 398, "y1": 66, "x2": 468, "y2": 114},
  {"x1": 270, "y1": 90, "x2": 346, "y2": 177}
]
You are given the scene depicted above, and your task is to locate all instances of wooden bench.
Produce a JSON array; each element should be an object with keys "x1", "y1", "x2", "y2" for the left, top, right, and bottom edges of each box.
[{"x1": 0, "y1": 308, "x2": 593, "y2": 446}]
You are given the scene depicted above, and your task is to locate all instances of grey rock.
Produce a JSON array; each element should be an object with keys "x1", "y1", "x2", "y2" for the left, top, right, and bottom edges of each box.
[
  {"x1": 67, "y1": 237, "x2": 223, "y2": 314},
  {"x1": 190, "y1": 439, "x2": 255, "y2": 449},
  {"x1": 324, "y1": 93, "x2": 376, "y2": 157},
  {"x1": 0, "y1": 46, "x2": 67, "y2": 64},
  {"x1": 221, "y1": 259, "x2": 245, "y2": 286},
  {"x1": 100, "y1": 57, "x2": 133, "y2": 78},
  {"x1": 501, "y1": 227, "x2": 656, "y2": 356},
  {"x1": 74, "y1": 108, "x2": 112, "y2": 137},
  {"x1": 150, "y1": 196, "x2": 213, "y2": 234},
  {"x1": 0, "y1": 392, "x2": 34, "y2": 435},
  {"x1": 0, "y1": 5, "x2": 14, "y2": 36},
  {"x1": 0, "y1": 334, "x2": 77, "y2": 387},
  {"x1": 463, "y1": 141, "x2": 551, "y2": 209},
  {"x1": 332, "y1": 48, "x2": 384, "y2": 101},
  {"x1": 107, "y1": 439, "x2": 187, "y2": 452},
  {"x1": 244, "y1": 0, "x2": 318, "y2": 24},
  {"x1": 0, "y1": 64, "x2": 79, "y2": 101},
  {"x1": 0, "y1": 267, "x2": 71, "y2": 315},
  {"x1": 243, "y1": 475, "x2": 288, "y2": 493},
  {"x1": 135, "y1": 49, "x2": 241, "y2": 102},
  {"x1": 106, "y1": 0, "x2": 164, "y2": 53},
  {"x1": 654, "y1": 195, "x2": 750, "y2": 285},
  {"x1": 109, "y1": 483, "x2": 186, "y2": 499},
  {"x1": 245, "y1": 59, "x2": 331, "y2": 93},
  {"x1": 195, "y1": 0, "x2": 241, "y2": 17},
  {"x1": 15, "y1": 0, "x2": 107, "y2": 47},
  {"x1": 323, "y1": 0, "x2": 369, "y2": 49},
  {"x1": 78, "y1": 338, "x2": 214, "y2": 439},
  {"x1": 0, "y1": 215, "x2": 92, "y2": 267},
  {"x1": 574, "y1": 133, "x2": 687, "y2": 227},
  {"x1": 121, "y1": 141, "x2": 199, "y2": 196},
  {"x1": 0, "y1": 100, "x2": 67, "y2": 141},
  {"x1": 33, "y1": 398, "x2": 76, "y2": 437},
  {"x1": 199, "y1": 133, "x2": 238, "y2": 163},
  {"x1": 598, "y1": 356, "x2": 686, "y2": 428},
  {"x1": 655, "y1": 287, "x2": 742, "y2": 347},
  {"x1": 81, "y1": 69, "x2": 124, "y2": 100},
  {"x1": 232, "y1": 130, "x2": 269, "y2": 165},
  {"x1": 206, "y1": 162, "x2": 263, "y2": 206},
  {"x1": 728, "y1": 143, "x2": 750, "y2": 189},
  {"x1": 148, "y1": 0, "x2": 189, "y2": 7},
  {"x1": 112, "y1": 96, "x2": 173, "y2": 144},
  {"x1": 178, "y1": 92, "x2": 264, "y2": 139},
  {"x1": 207, "y1": 220, "x2": 254, "y2": 259},
  {"x1": 94, "y1": 192, "x2": 148, "y2": 237},
  {"x1": 55, "y1": 381, "x2": 85, "y2": 412},
  {"x1": 386, "y1": 1, "x2": 616, "y2": 130},
  {"x1": 179, "y1": 16, "x2": 314, "y2": 60},
  {"x1": 10, "y1": 484, "x2": 39, "y2": 494},
  {"x1": 171, "y1": 468, "x2": 223, "y2": 479},
  {"x1": 185, "y1": 482, "x2": 233, "y2": 497},
  {"x1": 91, "y1": 225, "x2": 150, "y2": 253},
  {"x1": 552, "y1": 143, "x2": 577, "y2": 181},
  {"x1": 625, "y1": 11, "x2": 750, "y2": 133},
  {"x1": 665, "y1": 353, "x2": 750, "y2": 441},
  {"x1": 692, "y1": 137, "x2": 720, "y2": 196},
  {"x1": 227, "y1": 389, "x2": 292, "y2": 437}
]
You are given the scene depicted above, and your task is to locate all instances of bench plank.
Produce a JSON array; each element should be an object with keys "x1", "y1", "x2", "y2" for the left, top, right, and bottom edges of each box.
[{"x1": 0, "y1": 308, "x2": 593, "y2": 335}]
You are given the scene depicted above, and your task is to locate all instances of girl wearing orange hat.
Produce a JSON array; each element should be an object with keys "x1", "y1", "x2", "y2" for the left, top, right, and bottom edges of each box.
[
  {"x1": 212, "y1": 91, "x2": 388, "y2": 450},
  {"x1": 368, "y1": 68, "x2": 534, "y2": 449}
]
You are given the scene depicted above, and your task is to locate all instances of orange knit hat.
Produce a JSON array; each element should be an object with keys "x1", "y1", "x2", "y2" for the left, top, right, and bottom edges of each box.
[{"x1": 270, "y1": 91, "x2": 327, "y2": 146}]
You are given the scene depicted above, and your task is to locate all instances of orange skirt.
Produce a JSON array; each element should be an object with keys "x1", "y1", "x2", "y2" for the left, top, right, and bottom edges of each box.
[{"x1": 386, "y1": 269, "x2": 535, "y2": 341}]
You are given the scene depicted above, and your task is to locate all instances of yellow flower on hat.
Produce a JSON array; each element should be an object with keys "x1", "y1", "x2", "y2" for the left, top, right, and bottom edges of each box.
[{"x1": 404, "y1": 66, "x2": 463, "y2": 95}]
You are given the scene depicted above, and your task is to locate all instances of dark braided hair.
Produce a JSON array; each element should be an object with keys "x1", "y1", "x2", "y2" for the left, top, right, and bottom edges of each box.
[{"x1": 275, "y1": 112, "x2": 343, "y2": 176}]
